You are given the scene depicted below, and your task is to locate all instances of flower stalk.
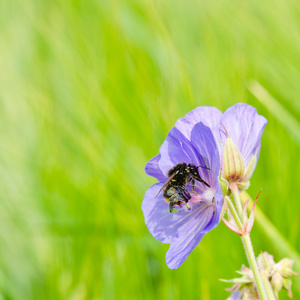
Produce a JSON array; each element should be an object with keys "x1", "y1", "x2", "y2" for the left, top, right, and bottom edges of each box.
[
  {"x1": 223, "y1": 251, "x2": 298, "y2": 299},
  {"x1": 241, "y1": 234, "x2": 268, "y2": 300},
  {"x1": 225, "y1": 188, "x2": 268, "y2": 299},
  {"x1": 261, "y1": 272, "x2": 276, "y2": 300},
  {"x1": 223, "y1": 196, "x2": 243, "y2": 232},
  {"x1": 230, "y1": 182, "x2": 244, "y2": 223}
]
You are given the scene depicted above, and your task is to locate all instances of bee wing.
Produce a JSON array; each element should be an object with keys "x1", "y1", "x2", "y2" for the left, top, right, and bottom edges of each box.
[{"x1": 154, "y1": 170, "x2": 179, "y2": 198}]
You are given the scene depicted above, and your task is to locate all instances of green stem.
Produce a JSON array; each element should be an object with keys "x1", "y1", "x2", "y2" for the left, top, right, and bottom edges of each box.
[
  {"x1": 226, "y1": 188, "x2": 269, "y2": 300},
  {"x1": 230, "y1": 182, "x2": 244, "y2": 223},
  {"x1": 241, "y1": 234, "x2": 268, "y2": 300},
  {"x1": 241, "y1": 191, "x2": 300, "y2": 290},
  {"x1": 225, "y1": 196, "x2": 243, "y2": 230},
  {"x1": 261, "y1": 273, "x2": 277, "y2": 300}
]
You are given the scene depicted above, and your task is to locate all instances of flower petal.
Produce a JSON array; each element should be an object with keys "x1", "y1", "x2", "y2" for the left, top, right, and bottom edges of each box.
[
  {"x1": 165, "y1": 203, "x2": 215, "y2": 269},
  {"x1": 190, "y1": 122, "x2": 220, "y2": 188},
  {"x1": 142, "y1": 183, "x2": 175, "y2": 243},
  {"x1": 202, "y1": 186, "x2": 223, "y2": 232},
  {"x1": 158, "y1": 127, "x2": 203, "y2": 176},
  {"x1": 145, "y1": 154, "x2": 167, "y2": 182},
  {"x1": 227, "y1": 290, "x2": 242, "y2": 300},
  {"x1": 221, "y1": 103, "x2": 267, "y2": 164},
  {"x1": 175, "y1": 106, "x2": 223, "y2": 145},
  {"x1": 142, "y1": 183, "x2": 204, "y2": 244}
]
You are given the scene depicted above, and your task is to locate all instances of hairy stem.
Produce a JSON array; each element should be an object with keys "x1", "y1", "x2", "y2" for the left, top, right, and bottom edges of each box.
[
  {"x1": 230, "y1": 182, "x2": 244, "y2": 223},
  {"x1": 225, "y1": 196, "x2": 243, "y2": 230},
  {"x1": 226, "y1": 187, "x2": 268, "y2": 299},
  {"x1": 261, "y1": 273, "x2": 277, "y2": 300},
  {"x1": 241, "y1": 234, "x2": 268, "y2": 300}
]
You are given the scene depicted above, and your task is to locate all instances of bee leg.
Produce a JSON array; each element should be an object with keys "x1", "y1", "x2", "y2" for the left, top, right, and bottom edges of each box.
[
  {"x1": 192, "y1": 178, "x2": 195, "y2": 193},
  {"x1": 185, "y1": 202, "x2": 191, "y2": 210},
  {"x1": 169, "y1": 202, "x2": 174, "y2": 213},
  {"x1": 178, "y1": 188, "x2": 191, "y2": 211},
  {"x1": 200, "y1": 178, "x2": 210, "y2": 188}
]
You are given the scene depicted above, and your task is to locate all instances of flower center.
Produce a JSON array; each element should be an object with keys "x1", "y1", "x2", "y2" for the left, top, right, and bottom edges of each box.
[{"x1": 190, "y1": 188, "x2": 215, "y2": 206}]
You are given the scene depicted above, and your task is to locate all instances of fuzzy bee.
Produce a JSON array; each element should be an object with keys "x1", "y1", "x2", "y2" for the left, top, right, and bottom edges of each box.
[{"x1": 156, "y1": 162, "x2": 210, "y2": 213}]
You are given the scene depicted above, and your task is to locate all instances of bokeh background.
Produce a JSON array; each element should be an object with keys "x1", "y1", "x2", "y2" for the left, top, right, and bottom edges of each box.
[{"x1": 0, "y1": 0, "x2": 299, "y2": 299}]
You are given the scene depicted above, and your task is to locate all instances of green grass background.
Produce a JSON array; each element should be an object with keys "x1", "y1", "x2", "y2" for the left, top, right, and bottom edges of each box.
[{"x1": 0, "y1": 0, "x2": 299, "y2": 299}]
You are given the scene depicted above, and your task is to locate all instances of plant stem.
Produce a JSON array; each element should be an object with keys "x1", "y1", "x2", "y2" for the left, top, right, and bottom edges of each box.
[
  {"x1": 261, "y1": 273, "x2": 277, "y2": 300},
  {"x1": 241, "y1": 234, "x2": 268, "y2": 300},
  {"x1": 226, "y1": 187, "x2": 268, "y2": 299},
  {"x1": 241, "y1": 191, "x2": 300, "y2": 288},
  {"x1": 230, "y1": 182, "x2": 244, "y2": 223},
  {"x1": 225, "y1": 196, "x2": 243, "y2": 230}
]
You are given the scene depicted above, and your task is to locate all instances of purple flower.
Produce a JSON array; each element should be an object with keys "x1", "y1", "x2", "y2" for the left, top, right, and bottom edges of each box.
[
  {"x1": 226, "y1": 290, "x2": 243, "y2": 300},
  {"x1": 142, "y1": 104, "x2": 267, "y2": 269},
  {"x1": 176, "y1": 104, "x2": 267, "y2": 187}
]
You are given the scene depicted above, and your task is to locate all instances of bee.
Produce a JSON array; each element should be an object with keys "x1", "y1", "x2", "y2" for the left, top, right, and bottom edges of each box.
[{"x1": 156, "y1": 162, "x2": 210, "y2": 213}]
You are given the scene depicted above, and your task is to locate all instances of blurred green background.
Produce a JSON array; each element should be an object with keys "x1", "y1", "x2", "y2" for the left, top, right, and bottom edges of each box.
[{"x1": 0, "y1": 0, "x2": 299, "y2": 299}]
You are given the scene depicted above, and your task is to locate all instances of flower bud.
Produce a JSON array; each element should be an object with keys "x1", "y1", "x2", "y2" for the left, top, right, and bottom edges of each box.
[
  {"x1": 236, "y1": 180, "x2": 250, "y2": 191},
  {"x1": 279, "y1": 258, "x2": 294, "y2": 268},
  {"x1": 257, "y1": 252, "x2": 275, "y2": 274},
  {"x1": 223, "y1": 137, "x2": 244, "y2": 181},
  {"x1": 272, "y1": 257, "x2": 298, "y2": 299},
  {"x1": 272, "y1": 272, "x2": 283, "y2": 295},
  {"x1": 222, "y1": 134, "x2": 259, "y2": 192},
  {"x1": 219, "y1": 175, "x2": 229, "y2": 196},
  {"x1": 237, "y1": 264, "x2": 253, "y2": 278},
  {"x1": 241, "y1": 155, "x2": 257, "y2": 182},
  {"x1": 275, "y1": 258, "x2": 298, "y2": 277},
  {"x1": 282, "y1": 277, "x2": 294, "y2": 299},
  {"x1": 224, "y1": 251, "x2": 297, "y2": 300},
  {"x1": 239, "y1": 286, "x2": 259, "y2": 300}
]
